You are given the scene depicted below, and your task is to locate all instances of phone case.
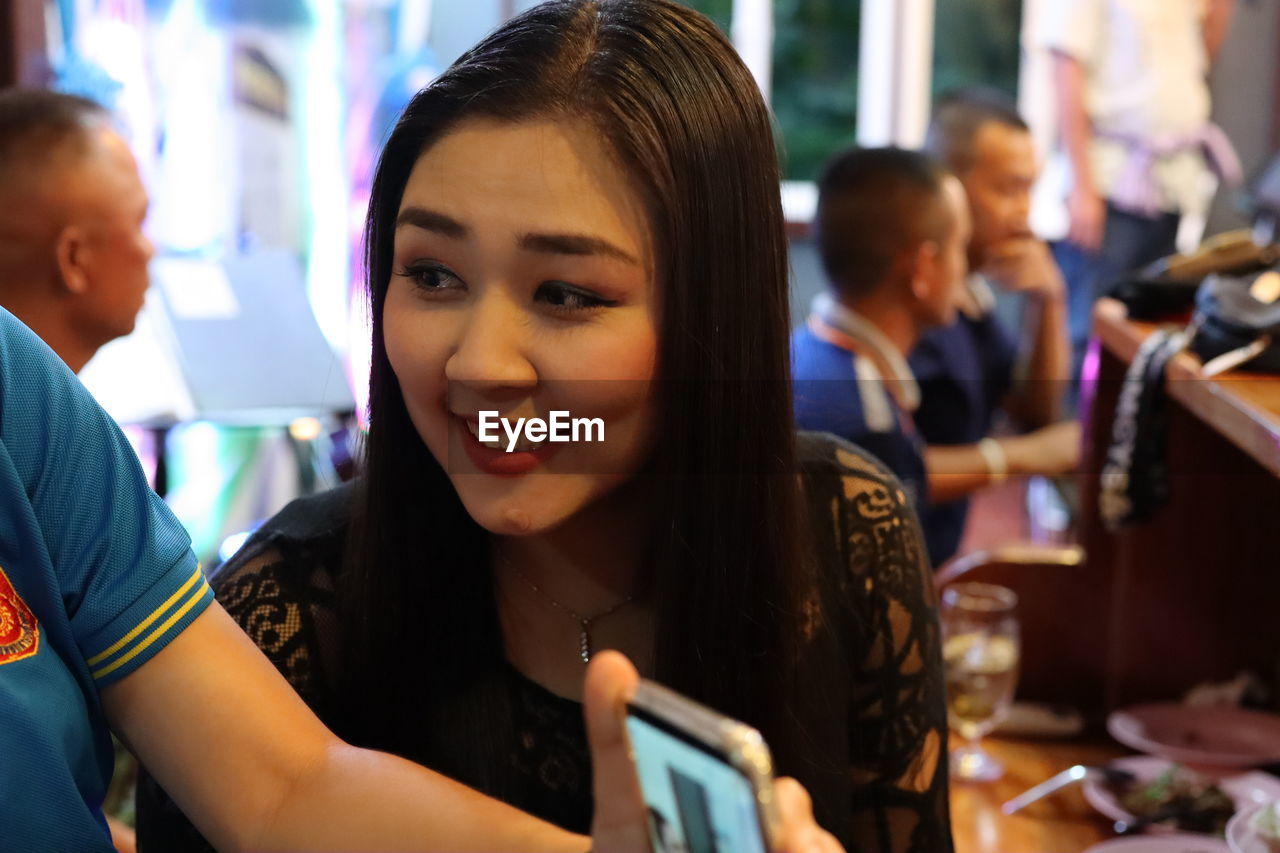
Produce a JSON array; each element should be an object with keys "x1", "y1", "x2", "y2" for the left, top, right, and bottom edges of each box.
[{"x1": 628, "y1": 679, "x2": 782, "y2": 852}]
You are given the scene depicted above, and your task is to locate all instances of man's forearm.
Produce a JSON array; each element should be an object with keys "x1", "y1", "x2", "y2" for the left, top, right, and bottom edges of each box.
[
  {"x1": 1051, "y1": 51, "x2": 1095, "y2": 194},
  {"x1": 1011, "y1": 289, "x2": 1071, "y2": 428},
  {"x1": 104, "y1": 605, "x2": 591, "y2": 853},
  {"x1": 256, "y1": 742, "x2": 588, "y2": 853},
  {"x1": 926, "y1": 444, "x2": 1003, "y2": 504}
]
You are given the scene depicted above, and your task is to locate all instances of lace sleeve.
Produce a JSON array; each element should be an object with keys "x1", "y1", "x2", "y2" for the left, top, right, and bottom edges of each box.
[
  {"x1": 829, "y1": 443, "x2": 953, "y2": 853},
  {"x1": 214, "y1": 547, "x2": 338, "y2": 709}
]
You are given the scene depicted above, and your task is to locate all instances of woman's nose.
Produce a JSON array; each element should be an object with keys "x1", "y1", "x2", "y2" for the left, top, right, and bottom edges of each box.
[{"x1": 444, "y1": 287, "x2": 537, "y2": 392}]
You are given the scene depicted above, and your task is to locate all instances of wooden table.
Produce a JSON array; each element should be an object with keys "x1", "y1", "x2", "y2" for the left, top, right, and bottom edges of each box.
[
  {"x1": 951, "y1": 737, "x2": 1129, "y2": 853},
  {"x1": 950, "y1": 299, "x2": 1280, "y2": 850}
]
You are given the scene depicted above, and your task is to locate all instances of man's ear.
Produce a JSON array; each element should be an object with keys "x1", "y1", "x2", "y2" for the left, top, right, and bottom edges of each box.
[
  {"x1": 909, "y1": 240, "x2": 940, "y2": 302},
  {"x1": 54, "y1": 225, "x2": 90, "y2": 294}
]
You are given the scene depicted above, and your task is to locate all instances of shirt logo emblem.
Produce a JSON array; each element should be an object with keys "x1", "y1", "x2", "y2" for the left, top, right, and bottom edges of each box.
[{"x1": 0, "y1": 564, "x2": 40, "y2": 665}]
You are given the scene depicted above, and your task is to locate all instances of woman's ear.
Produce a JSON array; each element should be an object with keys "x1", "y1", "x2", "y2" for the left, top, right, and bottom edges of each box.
[{"x1": 54, "y1": 225, "x2": 90, "y2": 294}]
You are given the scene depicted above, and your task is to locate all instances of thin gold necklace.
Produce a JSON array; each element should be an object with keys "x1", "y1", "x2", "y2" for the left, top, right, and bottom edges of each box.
[{"x1": 506, "y1": 562, "x2": 637, "y2": 664}]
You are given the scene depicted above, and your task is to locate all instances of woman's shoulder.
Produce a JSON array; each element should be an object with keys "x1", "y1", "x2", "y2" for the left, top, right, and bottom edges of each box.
[
  {"x1": 208, "y1": 483, "x2": 355, "y2": 707},
  {"x1": 249, "y1": 480, "x2": 356, "y2": 544},
  {"x1": 799, "y1": 431, "x2": 951, "y2": 852},
  {"x1": 210, "y1": 481, "x2": 356, "y2": 592},
  {"x1": 797, "y1": 430, "x2": 916, "y2": 507},
  {"x1": 796, "y1": 430, "x2": 931, "y2": 590}
]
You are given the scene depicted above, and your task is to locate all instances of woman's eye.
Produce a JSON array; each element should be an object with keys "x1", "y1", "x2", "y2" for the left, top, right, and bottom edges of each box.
[
  {"x1": 535, "y1": 281, "x2": 617, "y2": 313},
  {"x1": 396, "y1": 262, "x2": 463, "y2": 293}
]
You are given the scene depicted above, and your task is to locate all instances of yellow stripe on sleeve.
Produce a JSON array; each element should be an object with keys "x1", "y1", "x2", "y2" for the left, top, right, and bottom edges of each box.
[
  {"x1": 91, "y1": 578, "x2": 211, "y2": 680},
  {"x1": 86, "y1": 567, "x2": 204, "y2": 667}
]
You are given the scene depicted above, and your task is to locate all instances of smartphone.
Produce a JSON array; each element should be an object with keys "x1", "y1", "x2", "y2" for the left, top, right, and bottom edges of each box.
[{"x1": 625, "y1": 679, "x2": 781, "y2": 853}]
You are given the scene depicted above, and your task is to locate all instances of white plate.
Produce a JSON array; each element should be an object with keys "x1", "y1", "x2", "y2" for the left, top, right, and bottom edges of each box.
[
  {"x1": 1083, "y1": 835, "x2": 1230, "y2": 853},
  {"x1": 1226, "y1": 803, "x2": 1280, "y2": 853},
  {"x1": 1082, "y1": 756, "x2": 1280, "y2": 835},
  {"x1": 1108, "y1": 705, "x2": 1280, "y2": 768}
]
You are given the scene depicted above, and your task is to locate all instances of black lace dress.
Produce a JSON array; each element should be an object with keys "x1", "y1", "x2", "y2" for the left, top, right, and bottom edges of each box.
[{"x1": 136, "y1": 432, "x2": 952, "y2": 852}]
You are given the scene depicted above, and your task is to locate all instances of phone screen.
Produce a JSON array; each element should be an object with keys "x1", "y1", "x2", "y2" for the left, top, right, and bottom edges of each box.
[{"x1": 625, "y1": 708, "x2": 769, "y2": 853}]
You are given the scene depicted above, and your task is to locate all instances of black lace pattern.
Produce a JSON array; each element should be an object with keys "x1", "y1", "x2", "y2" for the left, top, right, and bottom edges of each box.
[
  {"x1": 134, "y1": 435, "x2": 951, "y2": 853},
  {"x1": 826, "y1": 444, "x2": 950, "y2": 852}
]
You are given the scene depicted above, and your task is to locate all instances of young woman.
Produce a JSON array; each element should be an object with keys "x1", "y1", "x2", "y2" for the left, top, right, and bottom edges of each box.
[{"x1": 139, "y1": 1, "x2": 951, "y2": 851}]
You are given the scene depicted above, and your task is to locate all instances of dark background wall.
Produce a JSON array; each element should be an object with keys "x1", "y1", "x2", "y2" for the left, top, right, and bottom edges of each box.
[
  {"x1": 1, "y1": 2, "x2": 49, "y2": 88},
  {"x1": 1, "y1": 4, "x2": 15, "y2": 87}
]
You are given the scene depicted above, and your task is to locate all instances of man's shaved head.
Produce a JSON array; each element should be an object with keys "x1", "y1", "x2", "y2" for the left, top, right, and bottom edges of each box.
[
  {"x1": 0, "y1": 89, "x2": 154, "y2": 371},
  {"x1": 0, "y1": 89, "x2": 109, "y2": 167},
  {"x1": 924, "y1": 88, "x2": 1037, "y2": 267},
  {"x1": 815, "y1": 146, "x2": 954, "y2": 300},
  {"x1": 0, "y1": 90, "x2": 114, "y2": 284},
  {"x1": 924, "y1": 87, "x2": 1029, "y2": 175}
]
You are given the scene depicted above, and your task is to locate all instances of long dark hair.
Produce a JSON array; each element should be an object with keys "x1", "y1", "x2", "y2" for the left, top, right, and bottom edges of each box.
[{"x1": 341, "y1": 0, "x2": 809, "y2": 792}]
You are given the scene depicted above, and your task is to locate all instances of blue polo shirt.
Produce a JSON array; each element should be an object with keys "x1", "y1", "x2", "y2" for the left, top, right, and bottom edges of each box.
[
  {"x1": 909, "y1": 281, "x2": 1018, "y2": 563},
  {"x1": 0, "y1": 308, "x2": 212, "y2": 850},
  {"x1": 791, "y1": 310, "x2": 930, "y2": 546}
]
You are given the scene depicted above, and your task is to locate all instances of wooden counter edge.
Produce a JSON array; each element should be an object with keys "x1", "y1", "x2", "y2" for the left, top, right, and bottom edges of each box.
[{"x1": 1092, "y1": 298, "x2": 1280, "y2": 479}]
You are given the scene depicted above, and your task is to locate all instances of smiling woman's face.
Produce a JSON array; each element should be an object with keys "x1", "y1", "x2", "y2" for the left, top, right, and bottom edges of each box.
[{"x1": 383, "y1": 116, "x2": 660, "y2": 536}]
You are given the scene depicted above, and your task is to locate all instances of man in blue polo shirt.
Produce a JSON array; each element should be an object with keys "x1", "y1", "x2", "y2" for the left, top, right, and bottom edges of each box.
[
  {"x1": 0, "y1": 89, "x2": 155, "y2": 377},
  {"x1": 0, "y1": 306, "x2": 214, "y2": 850},
  {"x1": 912, "y1": 90, "x2": 1080, "y2": 563},
  {"x1": 793, "y1": 147, "x2": 971, "y2": 564}
]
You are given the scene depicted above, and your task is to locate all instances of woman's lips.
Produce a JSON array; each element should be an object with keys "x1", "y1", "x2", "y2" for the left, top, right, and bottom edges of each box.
[{"x1": 453, "y1": 415, "x2": 558, "y2": 476}]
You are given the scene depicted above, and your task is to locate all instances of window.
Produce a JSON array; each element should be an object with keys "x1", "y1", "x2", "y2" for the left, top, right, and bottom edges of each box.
[
  {"x1": 932, "y1": 0, "x2": 1021, "y2": 99},
  {"x1": 683, "y1": 0, "x2": 860, "y2": 182},
  {"x1": 772, "y1": 0, "x2": 861, "y2": 180}
]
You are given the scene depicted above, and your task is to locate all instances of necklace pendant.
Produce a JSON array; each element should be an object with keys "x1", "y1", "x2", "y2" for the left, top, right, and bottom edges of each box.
[{"x1": 579, "y1": 622, "x2": 591, "y2": 664}]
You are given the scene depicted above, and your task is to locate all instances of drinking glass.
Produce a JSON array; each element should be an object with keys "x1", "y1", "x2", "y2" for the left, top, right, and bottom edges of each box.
[{"x1": 941, "y1": 582, "x2": 1020, "y2": 782}]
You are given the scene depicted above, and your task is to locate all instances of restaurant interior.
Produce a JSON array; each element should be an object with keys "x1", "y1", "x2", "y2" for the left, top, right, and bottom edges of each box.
[{"x1": 3, "y1": 0, "x2": 1280, "y2": 851}]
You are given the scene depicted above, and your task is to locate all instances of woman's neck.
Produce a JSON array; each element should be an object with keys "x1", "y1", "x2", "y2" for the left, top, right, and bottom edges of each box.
[
  {"x1": 492, "y1": 478, "x2": 656, "y2": 697},
  {"x1": 493, "y1": 479, "x2": 651, "y2": 609}
]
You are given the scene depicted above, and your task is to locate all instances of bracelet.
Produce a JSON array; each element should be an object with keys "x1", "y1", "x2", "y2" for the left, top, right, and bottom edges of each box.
[{"x1": 978, "y1": 437, "x2": 1008, "y2": 485}]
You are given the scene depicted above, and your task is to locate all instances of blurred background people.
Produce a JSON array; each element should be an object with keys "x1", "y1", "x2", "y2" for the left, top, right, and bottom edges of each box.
[
  {"x1": 793, "y1": 145, "x2": 971, "y2": 564},
  {"x1": 914, "y1": 88, "x2": 1078, "y2": 565},
  {"x1": 1033, "y1": 0, "x2": 1240, "y2": 362},
  {"x1": 0, "y1": 89, "x2": 153, "y2": 374}
]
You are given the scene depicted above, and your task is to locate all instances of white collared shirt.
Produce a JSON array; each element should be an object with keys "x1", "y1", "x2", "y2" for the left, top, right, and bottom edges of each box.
[
  {"x1": 810, "y1": 293, "x2": 920, "y2": 433},
  {"x1": 1029, "y1": 0, "x2": 1212, "y2": 233},
  {"x1": 960, "y1": 275, "x2": 997, "y2": 321}
]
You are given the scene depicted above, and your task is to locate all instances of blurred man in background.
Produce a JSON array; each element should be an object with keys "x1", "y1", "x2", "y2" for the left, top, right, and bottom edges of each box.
[
  {"x1": 0, "y1": 88, "x2": 154, "y2": 374},
  {"x1": 1034, "y1": 0, "x2": 1239, "y2": 360},
  {"x1": 792, "y1": 147, "x2": 971, "y2": 565},
  {"x1": 914, "y1": 89, "x2": 1079, "y2": 564}
]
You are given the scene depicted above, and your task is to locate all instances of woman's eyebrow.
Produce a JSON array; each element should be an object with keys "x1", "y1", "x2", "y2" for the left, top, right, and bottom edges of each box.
[
  {"x1": 519, "y1": 232, "x2": 639, "y2": 266},
  {"x1": 396, "y1": 206, "x2": 638, "y2": 266},
  {"x1": 396, "y1": 206, "x2": 468, "y2": 237}
]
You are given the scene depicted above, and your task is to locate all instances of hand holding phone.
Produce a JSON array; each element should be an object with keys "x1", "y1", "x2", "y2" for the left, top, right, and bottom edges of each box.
[
  {"x1": 625, "y1": 679, "x2": 780, "y2": 853},
  {"x1": 584, "y1": 652, "x2": 843, "y2": 853}
]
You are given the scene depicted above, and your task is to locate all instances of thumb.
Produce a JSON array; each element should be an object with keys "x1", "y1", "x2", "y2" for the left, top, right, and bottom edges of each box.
[{"x1": 585, "y1": 650, "x2": 650, "y2": 853}]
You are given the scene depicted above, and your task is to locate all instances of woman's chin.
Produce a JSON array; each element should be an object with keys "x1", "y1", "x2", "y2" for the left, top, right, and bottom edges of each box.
[
  {"x1": 456, "y1": 492, "x2": 565, "y2": 537},
  {"x1": 447, "y1": 470, "x2": 631, "y2": 538},
  {"x1": 488, "y1": 505, "x2": 542, "y2": 536}
]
